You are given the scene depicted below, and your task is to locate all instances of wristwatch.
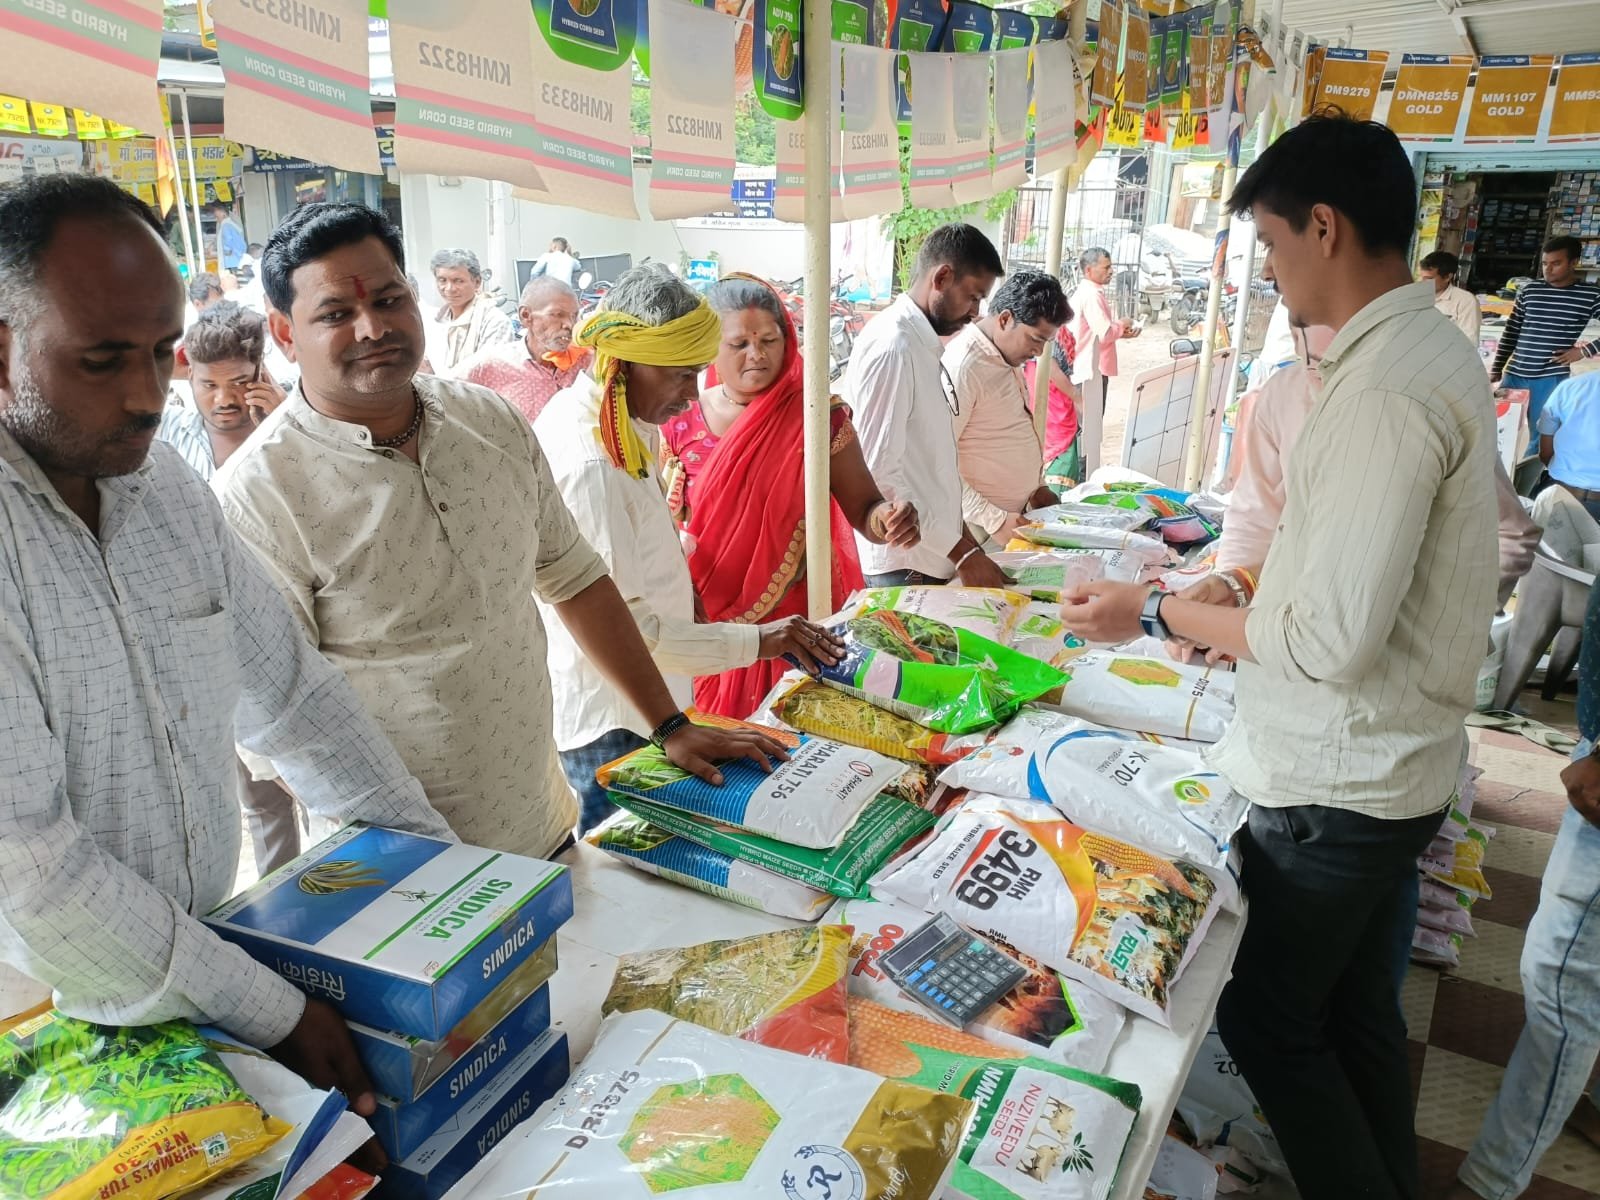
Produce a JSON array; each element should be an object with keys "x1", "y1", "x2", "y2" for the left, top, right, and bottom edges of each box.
[
  {"x1": 1139, "y1": 589, "x2": 1172, "y2": 641},
  {"x1": 649, "y1": 711, "x2": 693, "y2": 749}
]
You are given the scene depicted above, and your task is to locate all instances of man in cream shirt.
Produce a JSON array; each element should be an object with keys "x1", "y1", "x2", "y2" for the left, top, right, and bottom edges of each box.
[
  {"x1": 1063, "y1": 116, "x2": 1498, "y2": 1200},
  {"x1": 1420, "y1": 250, "x2": 1482, "y2": 349}
]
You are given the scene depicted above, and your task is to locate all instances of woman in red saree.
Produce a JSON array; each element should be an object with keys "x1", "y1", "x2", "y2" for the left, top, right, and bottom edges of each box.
[{"x1": 662, "y1": 276, "x2": 921, "y2": 719}]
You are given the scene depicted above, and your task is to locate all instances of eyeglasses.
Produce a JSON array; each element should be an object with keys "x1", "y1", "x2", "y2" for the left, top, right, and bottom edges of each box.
[{"x1": 940, "y1": 365, "x2": 960, "y2": 416}]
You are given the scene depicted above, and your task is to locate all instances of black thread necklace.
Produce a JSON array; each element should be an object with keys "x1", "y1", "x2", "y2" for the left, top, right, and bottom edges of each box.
[{"x1": 373, "y1": 398, "x2": 423, "y2": 449}]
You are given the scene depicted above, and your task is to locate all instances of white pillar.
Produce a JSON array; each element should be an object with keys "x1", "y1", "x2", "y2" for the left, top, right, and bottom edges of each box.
[{"x1": 801, "y1": 0, "x2": 834, "y2": 617}]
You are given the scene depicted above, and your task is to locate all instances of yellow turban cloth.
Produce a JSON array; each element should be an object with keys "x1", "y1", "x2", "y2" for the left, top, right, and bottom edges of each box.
[{"x1": 573, "y1": 298, "x2": 723, "y2": 479}]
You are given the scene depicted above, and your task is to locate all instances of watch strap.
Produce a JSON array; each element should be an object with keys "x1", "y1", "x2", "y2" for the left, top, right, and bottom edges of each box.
[{"x1": 649, "y1": 711, "x2": 693, "y2": 749}]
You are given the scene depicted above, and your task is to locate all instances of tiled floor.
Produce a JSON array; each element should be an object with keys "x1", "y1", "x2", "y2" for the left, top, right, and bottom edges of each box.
[{"x1": 1407, "y1": 693, "x2": 1600, "y2": 1199}]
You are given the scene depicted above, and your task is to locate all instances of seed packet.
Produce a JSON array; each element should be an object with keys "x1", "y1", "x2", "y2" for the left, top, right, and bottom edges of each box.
[
  {"x1": 769, "y1": 678, "x2": 993, "y2": 765},
  {"x1": 602, "y1": 927, "x2": 852, "y2": 1062},
  {"x1": 1423, "y1": 825, "x2": 1493, "y2": 899},
  {"x1": 1008, "y1": 523, "x2": 1174, "y2": 563},
  {"x1": 597, "y1": 713, "x2": 895, "y2": 849},
  {"x1": 587, "y1": 812, "x2": 833, "y2": 921},
  {"x1": 611, "y1": 790, "x2": 938, "y2": 898},
  {"x1": 937, "y1": 709, "x2": 1246, "y2": 876},
  {"x1": 810, "y1": 610, "x2": 1068, "y2": 735},
  {"x1": 846, "y1": 997, "x2": 1142, "y2": 1200},
  {"x1": 854, "y1": 586, "x2": 1031, "y2": 644},
  {"x1": 1046, "y1": 651, "x2": 1237, "y2": 743},
  {"x1": 992, "y1": 549, "x2": 1143, "y2": 594},
  {"x1": 0, "y1": 1013, "x2": 287, "y2": 1200},
  {"x1": 872, "y1": 795, "x2": 1221, "y2": 1025},
  {"x1": 830, "y1": 895, "x2": 1124, "y2": 1074},
  {"x1": 454, "y1": 1010, "x2": 972, "y2": 1200}
]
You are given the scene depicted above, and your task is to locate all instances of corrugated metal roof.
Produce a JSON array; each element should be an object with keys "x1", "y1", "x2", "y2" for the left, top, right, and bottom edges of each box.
[{"x1": 1276, "y1": 0, "x2": 1600, "y2": 58}]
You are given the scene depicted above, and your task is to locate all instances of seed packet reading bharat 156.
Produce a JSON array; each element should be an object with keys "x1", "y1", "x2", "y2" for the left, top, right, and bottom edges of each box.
[{"x1": 204, "y1": 825, "x2": 574, "y2": 1040}]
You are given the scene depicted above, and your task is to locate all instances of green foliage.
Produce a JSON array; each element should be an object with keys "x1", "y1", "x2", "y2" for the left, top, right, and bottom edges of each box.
[
  {"x1": 881, "y1": 135, "x2": 1018, "y2": 292},
  {"x1": 735, "y1": 95, "x2": 777, "y2": 166}
]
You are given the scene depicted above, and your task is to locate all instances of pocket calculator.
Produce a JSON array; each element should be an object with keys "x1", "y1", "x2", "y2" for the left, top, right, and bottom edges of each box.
[{"x1": 878, "y1": 913, "x2": 1029, "y2": 1027}]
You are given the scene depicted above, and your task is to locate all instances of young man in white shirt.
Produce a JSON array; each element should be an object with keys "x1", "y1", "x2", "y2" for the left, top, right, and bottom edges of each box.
[
  {"x1": 0, "y1": 175, "x2": 454, "y2": 1151},
  {"x1": 216, "y1": 205, "x2": 788, "y2": 860},
  {"x1": 1064, "y1": 115, "x2": 1498, "y2": 1200},
  {"x1": 943, "y1": 268, "x2": 1071, "y2": 544},
  {"x1": 845, "y1": 223, "x2": 1008, "y2": 588},
  {"x1": 534, "y1": 264, "x2": 842, "y2": 832}
]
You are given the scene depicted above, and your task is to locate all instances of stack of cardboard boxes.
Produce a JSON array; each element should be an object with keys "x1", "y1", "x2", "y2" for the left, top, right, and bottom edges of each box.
[{"x1": 205, "y1": 824, "x2": 574, "y2": 1199}]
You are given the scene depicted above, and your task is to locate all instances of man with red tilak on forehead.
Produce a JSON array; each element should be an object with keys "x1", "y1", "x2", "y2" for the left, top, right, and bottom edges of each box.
[{"x1": 215, "y1": 204, "x2": 788, "y2": 858}]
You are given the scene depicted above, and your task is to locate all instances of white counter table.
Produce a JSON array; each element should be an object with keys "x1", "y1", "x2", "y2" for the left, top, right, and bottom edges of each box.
[{"x1": 546, "y1": 841, "x2": 1246, "y2": 1200}]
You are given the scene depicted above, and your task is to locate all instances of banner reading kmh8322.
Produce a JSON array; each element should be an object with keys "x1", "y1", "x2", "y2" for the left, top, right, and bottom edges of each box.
[{"x1": 0, "y1": 0, "x2": 164, "y2": 135}]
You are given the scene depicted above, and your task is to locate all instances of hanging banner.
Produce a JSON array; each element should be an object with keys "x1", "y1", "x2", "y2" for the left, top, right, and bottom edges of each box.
[
  {"x1": 948, "y1": 50, "x2": 990, "y2": 204},
  {"x1": 1157, "y1": 12, "x2": 1187, "y2": 106},
  {"x1": 840, "y1": 43, "x2": 901, "y2": 218},
  {"x1": 753, "y1": 0, "x2": 804, "y2": 119},
  {"x1": 171, "y1": 135, "x2": 244, "y2": 181},
  {"x1": 1173, "y1": 89, "x2": 1196, "y2": 148},
  {"x1": 1312, "y1": 47, "x2": 1387, "y2": 123},
  {"x1": 1106, "y1": 74, "x2": 1141, "y2": 147},
  {"x1": 1466, "y1": 55, "x2": 1554, "y2": 142},
  {"x1": 389, "y1": 0, "x2": 547, "y2": 193},
  {"x1": 774, "y1": 42, "x2": 842, "y2": 223},
  {"x1": 908, "y1": 51, "x2": 959, "y2": 208},
  {"x1": 890, "y1": 0, "x2": 951, "y2": 128},
  {"x1": 1549, "y1": 52, "x2": 1600, "y2": 143},
  {"x1": 1032, "y1": 36, "x2": 1076, "y2": 175},
  {"x1": 1300, "y1": 42, "x2": 1324, "y2": 116},
  {"x1": 527, "y1": 30, "x2": 636, "y2": 216},
  {"x1": 939, "y1": 0, "x2": 992, "y2": 52},
  {"x1": 1090, "y1": 0, "x2": 1121, "y2": 107},
  {"x1": 1386, "y1": 53, "x2": 1472, "y2": 141},
  {"x1": 214, "y1": 0, "x2": 379, "y2": 174},
  {"x1": 1205, "y1": 5, "x2": 1233, "y2": 121},
  {"x1": 991, "y1": 46, "x2": 1029, "y2": 189},
  {"x1": 996, "y1": 10, "x2": 1034, "y2": 50},
  {"x1": 0, "y1": 96, "x2": 31, "y2": 135},
  {"x1": 27, "y1": 102, "x2": 69, "y2": 138},
  {"x1": 532, "y1": 0, "x2": 637, "y2": 71},
  {"x1": 1123, "y1": 5, "x2": 1151, "y2": 109},
  {"x1": 0, "y1": 0, "x2": 164, "y2": 135},
  {"x1": 832, "y1": 0, "x2": 874, "y2": 44},
  {"x1": 649, "y1": 0, "x2": 737, "y2": 218},
  {"x1": 1185, "y1": 5, "x2": 1211, "y2": 111}
]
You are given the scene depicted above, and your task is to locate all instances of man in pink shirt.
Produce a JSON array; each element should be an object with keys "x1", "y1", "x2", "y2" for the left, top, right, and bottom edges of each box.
[
  {"x1": 460, "y1": 276, "x2": 590, "y2": 424},
  {"x1": 1068, "y1": 247, "x2": 1139, "y2": 477}
]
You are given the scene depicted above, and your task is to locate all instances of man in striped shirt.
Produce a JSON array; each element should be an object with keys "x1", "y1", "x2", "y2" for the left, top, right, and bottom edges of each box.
[
  {"x1": 1063, "y1": 116, "x2": 1497, "y2": 1200},
  {"x1": 1490, "y1": 236, "x2": 1600, "y2": 434}
]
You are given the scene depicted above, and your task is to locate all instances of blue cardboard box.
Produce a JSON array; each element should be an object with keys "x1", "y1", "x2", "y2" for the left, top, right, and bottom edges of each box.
[
  {"x1": 375, "y1": 1027, "x2": 570, "y2": 1200},
  {"x1": 349, "y1": 938, "x2": 557, "y2": 1103},
  {"x1": 368, "y1": 980, "x2": 552, "y2": 1160},
  {"x1": 204, "y1": 825, "x2": 573, "y2": 1039}
]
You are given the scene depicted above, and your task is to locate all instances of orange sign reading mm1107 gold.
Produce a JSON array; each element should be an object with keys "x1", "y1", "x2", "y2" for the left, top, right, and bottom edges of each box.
[
  {"x1": 1311, "y1": 47, "x2": 1388, "y2": 122},
  {"x1": 1466, "y1": 55, "x2": 1554, "y2": 142},
  {"x1": 1387, "y1": 54, "x2": 1473, "y2": 139}
]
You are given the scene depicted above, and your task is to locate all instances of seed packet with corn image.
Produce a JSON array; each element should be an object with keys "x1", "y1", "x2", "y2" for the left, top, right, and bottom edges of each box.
[
  {"x1": 596, "y1": 712, "x2": 896, "y2": 849},
  {"x1": 1422, "y1": 825, "x2": 1493, "y2": 900},
  {"x1": 602, "y1": 926, "x2": 852, "y2": 1062},
  {"x1": 846, "y1": 997, "x2": 1141, "y2": 1200},
  {"x1": 852, "y1": 586, "x2": 1032, "y2": 645},
  {"x1": 808, "y1": 610, "x2": 1068, "y2": 735},
  {"x1": 587, "y1": 811, "x2": 833, "y2": 921},
  {"x1": 1045, "y1": 651, "x2": 1236, "y2": 743},
  {"x1": 0, "y1": 1012, "x2": 288, "y2": 1200},
  {"x1": 831, "y1": 895, "x2": 1125, "y2": 1074},
  {"x1": 1007, "y1": 523, "x2": 1174, "y2": 563},
  {"x1": 872, "y1": 795, "x2": 1222, "y2": 1025},
  {"x1": 770, "y1": 677, "x2": 996, "y2": 765},
  {"x1": 456, "y1": 1009, "x2": 972, "y2": 1200}
]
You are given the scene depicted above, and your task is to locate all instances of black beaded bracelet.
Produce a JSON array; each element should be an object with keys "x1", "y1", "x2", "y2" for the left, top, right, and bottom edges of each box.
[{"x1": 649, "y1": 711, "x2": 693, "y2": 749}]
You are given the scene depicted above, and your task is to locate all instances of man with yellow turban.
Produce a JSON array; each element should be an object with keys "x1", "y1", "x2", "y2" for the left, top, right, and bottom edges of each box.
[{"x1": 535, "y1": 264, "x2": 844, "y2": 832}]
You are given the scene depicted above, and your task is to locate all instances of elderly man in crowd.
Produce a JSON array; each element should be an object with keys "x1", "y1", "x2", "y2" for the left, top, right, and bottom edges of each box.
[
  {"x1": 0, "y1": 175, "x2": 452, "y2": 1134},
  {"x1": 1068, "y1": 247, "x2": 1138, "y2": 477},
  {"x1": 216, "y1": 204, "x2": 784, "y2": 860},
  {"x1": 534, "y1": 264, "x2": 843, "y2": 832},
  {"x1": 943, "y1": 268, "x2": 1072, "y2": 545},
  {"x1": 425, "y1": 247, "x2": 515, "y2": 375},
  {"x1": 460, "y1": 276, "x2": 590, "y2": 424}
]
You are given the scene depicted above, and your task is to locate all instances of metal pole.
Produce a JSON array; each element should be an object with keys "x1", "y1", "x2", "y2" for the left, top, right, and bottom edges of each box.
[
  {"x1": 1031, "y1": 0, "x2": 1087, "y2": 448},
  {"x1": 1182, "y1": 1, "x2": 1251, "y2": 491},
  {"x1": 177, "y1": 91, "x2": 208, "y2": 272},
  {"x1": 801, "y1": 0, "x2": 833, "y2": 618},
  {"x1": 163, "y1": 120, "x2": 198, "y2": 280}
]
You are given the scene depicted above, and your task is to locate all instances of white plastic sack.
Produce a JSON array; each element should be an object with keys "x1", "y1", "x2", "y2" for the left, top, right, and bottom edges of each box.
[
  {"x1": 871, "y1": 795, "x2": 1222, "y2": 1025},
  {"x1": 1047, "y1": 651, "x2": 1236, "y2": 743},
  {"x1": 454, "y1": 1009, "x2": 971, "y2": 1199},
  {"x1": 1175, "y1": 1026, "x2": 1287, "y2": 1178},
  {"x1": 936, "y1": 709, "x2": 1247, "y2": 876}
]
